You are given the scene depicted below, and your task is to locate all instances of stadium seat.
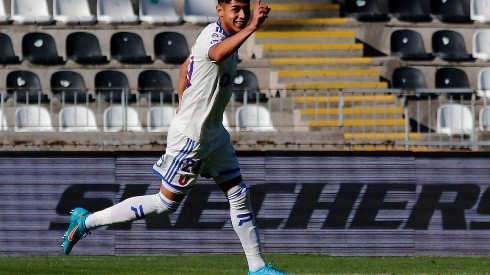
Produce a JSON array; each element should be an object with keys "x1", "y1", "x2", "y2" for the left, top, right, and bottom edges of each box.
[
  {"x1": 437, "y1": 103, "x2": 474, "y2": 136},
  {"x1": 472, "y1": 30, "x2": 490, "y2": 61},
  {"x1": 233, "y1": 69, "x2": 267, "y2": 103},
  {"x1": 436, "y1": 68, "x2": 473, "y2": 99},
  {"x1": 0, "y1": 0, "x2": 10, "y2": 23},
  {"x1": 479, "y1": 106, "x2": 490, "y2": 131},
  {"x1": 22, "y1": 32, "x2": 65, "y2": 65},
  {"x1": 431, "y1": 0, "x2": 472, "y2": 23},
  {"x1": 95, "y1": 70, "x2": 135, "y2": 102},
  {"x1": 103, "y1": 106, "x2": 143, "y2": 132},
  {"x1": 389, "y1": 0, "x2": 432, "y2": 22},
  {"x1": 6, "y1": 70, "x2": 49, "y2": 103},
  {"x1": 183, "y1": 0, "x2": 218, "y2": 24},
  {"x1": 0, "y1": 108, "x2": 8, "y2": 131},
  {"x1": 147, "y1": 106, "x2": 176, "y2": 132},
  {"x1": 111, "y1": 32, "x2": 152, "y2": 64},
  {"x1": 392, "y1": 67, "x2": 427, "y2": 90},
  {"x1": 390, "y1": 29, "x2": 433, "y2": 61},
  {"x1": 154, "y1": 31, "x2": 189, "y2": 64},
  {"x1": 138, "y1": 70, "x2": 177, "y2": 103},
  {"x1": 53, "y1": 0, "x2": 95, "y2": 24},
  {"x1": 51, "y1": 71, "x2": 91, "y2": 103},
  {"x1": 66, "y1": 32, "x2": 109, "y2": 64},
  {"x1": 11, "y1": 0, "x2": 53, "y2": 24},
  {"x1": 15, "y1": 105, "x2": 54, "y2": 132},
  {"x1": 0, "y1": 33, "x2": 21, "y2": 64},
  {"x1": 432, "y1": 30, "x2": 474, "y2": 62},
  {"x1": 139, "y1": 0, "x2": 182, "y2": 25},
  {"x1": 477, "y1": 68, "x2": 490, "y2": 98},
  {"x1": 97, "y1": 0, "x2": 138, "y2": 24},
  {"x1": 345, "y1": 0, "x2": 390, "y2": 21},
  {"x1": 59, "y1": 106, "x2": 98, "y2": 132},
  {"x1": 471, "y1": 0, "x2": 490, "y2": 23},
  {"x1": 235, "y1": 105, "x2": 276, "y2": 132}
]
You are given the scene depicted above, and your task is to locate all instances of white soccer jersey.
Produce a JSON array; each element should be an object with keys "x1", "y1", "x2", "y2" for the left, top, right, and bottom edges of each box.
[{"x1": 170, "y1": 20, "x2": 238, "y2": 142}]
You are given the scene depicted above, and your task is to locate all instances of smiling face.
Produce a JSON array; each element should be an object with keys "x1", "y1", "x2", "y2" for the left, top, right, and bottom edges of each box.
[{"x1": 217, "y1": 0, "x2": 251, "y2": 35}]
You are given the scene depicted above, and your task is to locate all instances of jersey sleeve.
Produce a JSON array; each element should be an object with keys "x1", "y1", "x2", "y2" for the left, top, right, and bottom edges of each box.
[{"x1": 192, "y1": 24, "x2": 227, "y2": 60}]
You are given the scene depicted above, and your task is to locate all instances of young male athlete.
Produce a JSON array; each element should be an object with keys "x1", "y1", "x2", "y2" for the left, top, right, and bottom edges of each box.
[{"x1": 62, "y1": 0, "x2": 288, "y2": 274}]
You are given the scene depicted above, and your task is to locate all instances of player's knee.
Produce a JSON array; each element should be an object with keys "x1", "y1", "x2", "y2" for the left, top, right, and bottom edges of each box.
[
  {"x1": 155, "y1": 192, "x2": 182, "y2": 215},
  {"x1": 226, "y1": 181, "x2": 250, "y2": 210}
]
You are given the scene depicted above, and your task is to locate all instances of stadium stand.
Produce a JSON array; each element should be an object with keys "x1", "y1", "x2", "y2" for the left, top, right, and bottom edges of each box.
[
  {"x1": 235, "y1": 105, "x2": 277, "y2": 132},
  {"x1": 97, "y1": 0, "x2": 139, "y2": 24},
  {"x1": 59, "y1": 106, "x2": 99, "y2": 132},
  {"x1": 15, "y1": 105, "x2": 54, "y2": 132},
  {"x1": 479, "y1": 106, "x2": 490, "y2": 131},
  {"x1": 66, "y1": 32, "x2": 109, "y2": 64},
  {"x1": 183, "y1": 0, "x2": 218, "y2": 25},
  {"x1": 435, "y1": 67, "x2": 473, "y2": 99},
  {"x1": 431, "y1": 30, "x2": 474, "y2": 62},
  {"x1": 103, "y1": 105, "x2": 143, "y2": 132},
  {"x1": 390, "y1": 29, "x2": 433, "y2": 61},
  {"x1": 437, "y1": 103, "x2": 474, "y2": 136},
  {"x1": 51, "y1": 71, "x2": 91, "y2": 103},
  {"x1": 94, "y1": 70, "x2": 136, "y2": 102},
  {"x1": 139, "y1": 0, "x2": 182, "y2": 25},
  {"x1": 471, "y1": 0, "x2": 490, "y2": 23},
  {"x1": 0, "y1": 0, "x2": 9, "y2": 23},
  {"x1": 472, "y1": 30, "x2": 490, "y2": 61},
  {"x1": 6, "y1": 70, "x2": 49, "y2": 103},
  {"x1": 389, "y1": 0, "x2": 432, "y2": 22},
  {"x1": 147, "y1": 105, "x2": 175, "y2": 132},
  {"x1": 154, "y1": 31, "x2": 189, "y2": 64},
  {"x1": 0, "y1": 33, "x2": 21, "y2": 64},
  {"x1": 110, "y1": 32, "x2": 152, "y2": 64},
  {"x1": 431, "y1": 0, "x2": 472, "y2": 23},
  {"x1": 11, "y1": 0, "x2": 53, "y2": 24},
  {"x1": 138, "y1": 69, "x2": 177, "y2": 103},
  {"x1": 392, "y1": 67, "x2": 427, "y2": 90},
  {"x1": 53, "y1": 0, "x2": 96, "y2": 25},
  {"x1": 22, "y1": 32, "x2": 65, "y2": 65}
]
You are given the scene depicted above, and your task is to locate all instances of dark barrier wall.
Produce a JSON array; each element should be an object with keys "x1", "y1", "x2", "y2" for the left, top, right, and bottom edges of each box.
[{"x1": 1, "y1": 152, "x2": 490, "y2": 256}]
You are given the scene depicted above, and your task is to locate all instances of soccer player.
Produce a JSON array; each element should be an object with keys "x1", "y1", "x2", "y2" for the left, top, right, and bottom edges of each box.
[{"x1": 62, "y1": 0, "x2": 288, "y2": 274}]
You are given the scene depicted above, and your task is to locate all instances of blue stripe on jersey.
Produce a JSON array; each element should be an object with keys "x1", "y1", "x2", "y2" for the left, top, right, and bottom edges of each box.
[
  {"x1": 163, "y1": 138, "x2": 196, "y2": 183},
  {"x1": 186, "y1": 56, "x2": 195, "y2": 88}
]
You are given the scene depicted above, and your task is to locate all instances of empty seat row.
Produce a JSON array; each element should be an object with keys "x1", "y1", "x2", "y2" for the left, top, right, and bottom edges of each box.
[
  {"x1": 2, "y1": 69, "x2": 264, "y2": 103},
  {"x1": 0, "y1": 104, "x2": 276, "y2": 132},
  {"x1": 0, "y1": 31, "x2": 189, "y2": 65},
  {"x1": 343, "y1": 0, "x2": 473, "y2": 23},
  {"x1": 391, "y1": 29, "x2": 474, "y2": 62},
  {"x1": 0, "y1": 0, "x2": 217, "y2": 25},
  {"x1": 437, "y1": 103, "x2": 490, "y2": 135}
]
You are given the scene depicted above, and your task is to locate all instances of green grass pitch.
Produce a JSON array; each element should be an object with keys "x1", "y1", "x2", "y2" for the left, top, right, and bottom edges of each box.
[{"x1": 0, "y1": 254, "x2": 489, "y2": 274}]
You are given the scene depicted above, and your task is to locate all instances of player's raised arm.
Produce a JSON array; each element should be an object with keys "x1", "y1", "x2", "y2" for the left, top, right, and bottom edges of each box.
[{"x1": 209, "y1": 0, "x2": 270, "y2": 62}]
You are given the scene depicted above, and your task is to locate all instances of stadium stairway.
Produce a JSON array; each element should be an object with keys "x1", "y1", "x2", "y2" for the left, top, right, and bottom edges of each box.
[{"x1": 252, "y1": 0, "x2": 417, "y2": 146}]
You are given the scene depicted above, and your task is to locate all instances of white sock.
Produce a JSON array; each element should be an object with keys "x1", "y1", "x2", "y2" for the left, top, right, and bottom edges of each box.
[
  {"x1": 84, "y1": 192, "x2": 177, "y2": 229},
  {"x1": 227, "y1": 182, "x2": 266, "y2": 272}
]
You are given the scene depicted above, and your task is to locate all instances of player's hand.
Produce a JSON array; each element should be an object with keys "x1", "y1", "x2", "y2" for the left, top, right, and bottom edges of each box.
[{"x1": 251, "y1": 0, "x2": 270, "y2": 29}]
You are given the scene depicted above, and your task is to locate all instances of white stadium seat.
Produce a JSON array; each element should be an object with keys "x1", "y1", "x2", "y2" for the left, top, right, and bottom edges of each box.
[
  {"x1": 0, "y1": 0, "x2": 10, "y2": 23},
  {"x1": 437, "y1": 104, "x2": 474, "y2": 136},
  {"x1": 473, "y1": 30, "x2": 490, "y2": 61},
  {"x1": 139, "y1": 0, "x2": 182, "y2": 25},
  {"x1": 97, "y1": 0, "x2": 138, "y2": 24},
  {"x1": 235, "y1": 105, "x2": 277, "y2": 132},
  {"x1": 471, "y1": 0, "x2": 490, "y2": 23},
  {"x1": 103, "y1": 106, "x2": 143, "y2": 132},
  {"x1": 59, "y1": 106, "x2": 99, "y2": 132},
  {"x1": 53, "y1": 0, "x2": 95, "y2": 24},
  {"x1": 11, "y1": 0, "x2": 53, "y2": 24},
  {"x1": 147, "y1": 106, "x2": 176, "y2": 132},
  {"x1": 0, "y1": 108, "x2": 8, "y2": 131},
  {"x1": 15, "y1": 106, "x2": 54, "y2": 132},
  {"x1": 477, "y1": 68, "x2": 490, "y2": 98},
  {"x1": 183, "y1": 0, "x2": 218, "y2": 24}
]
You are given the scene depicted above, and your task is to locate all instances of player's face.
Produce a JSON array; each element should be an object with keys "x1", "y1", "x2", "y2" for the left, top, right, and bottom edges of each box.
[{"x1": 217, "y1": 0, "x2": 251, "y2": 35}]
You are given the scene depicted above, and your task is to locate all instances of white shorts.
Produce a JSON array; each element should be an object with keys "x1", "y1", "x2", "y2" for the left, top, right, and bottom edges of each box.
[{"x1": 152, "y1": 126, "x2": 241, "y2": 195}]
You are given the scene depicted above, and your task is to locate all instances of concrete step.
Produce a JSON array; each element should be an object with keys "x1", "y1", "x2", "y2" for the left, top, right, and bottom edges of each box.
[
  {"x1": 344, "y1": 132, "x2": 421, "y2": 140},
  {"x1": 274, "y1": 68, "x2": 381, "y2": 83},
  {"x1": 255, "y1": 3, "x2": 340, "y2": 19},
  {"x1": 269, "y1": 57, "x2": 380, "y2": 69},
  {"x1": 283, "y1": 81, "x2": 388, "y2": 90},
  {"x1": 294, "y1": 94, "x2": 397, "y2": 104},
  {"x1": 262, "y1": 18, "x2": 350, "y2": 29},
  {"x1": 298, "y1": 106, "x2": 405, "y2": 116},
  {"x1": 254, "y1": 30, "x2": 357, "y2": 44},
  {"x1": 257, "y1": 42, "x2": 364, "y2": 58}
]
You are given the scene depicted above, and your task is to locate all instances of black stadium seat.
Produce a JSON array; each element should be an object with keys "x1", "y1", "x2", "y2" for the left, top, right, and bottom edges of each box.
[
  {"x1": 392, "y1": 67, "x2": 427, "y2": 90},
  {"x1": 432, "y1": 30, "x2": 474, "y2": 62},
  {"x1": 154, "y1": 31, "x2": 189, "y2": 64},
  {"x1": 22, "y1": 32, "x2": 65, "y2": 65},
  {"x1": 111, "y1": 32, "x2": 152, "y2": 64},
  {"x1": 389, "y1": 0, "x2": 432, "y2": 22},
  {"x1": 431, "y1": 0, "x2": 472, "y2": 23},
  {"x1": 345, "y1": 0, "x2": 390, "y2": 21},
  {"x1": 435, "y1": 67, "x2": 473, "y2": 99},
  {"x1": 233, "y1": 69, "x2": 267, "y2": 102},
  {"x1": 66, "y1": 32, "x2": 109, "y2": 64},
  {"x1": 0, "y1": 33, "x2": 21, "y2": 65},
  {"x1": 95, "y1": 70, "x2": 135, "y2": 102},
  {"x1": 6, "y1": 70, "x2": 49, "y2": 102},
  {"x1": 138, "y1": 70, "x2": 177, "y2": 103},
  {"x1": 51, "y1": 71, "x2": 91, "y2": 103},
  {"x1": 390, "y1": 29, "x2": 433, "y2": 61}
]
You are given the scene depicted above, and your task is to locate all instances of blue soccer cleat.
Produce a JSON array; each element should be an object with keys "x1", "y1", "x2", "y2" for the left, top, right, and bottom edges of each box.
[
  {"x1": 61, "y1": 207, "x2": 90, "y2": 255},
  {"x1": 248, "y1": 262, "x2": 289, "y2": 275}
]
